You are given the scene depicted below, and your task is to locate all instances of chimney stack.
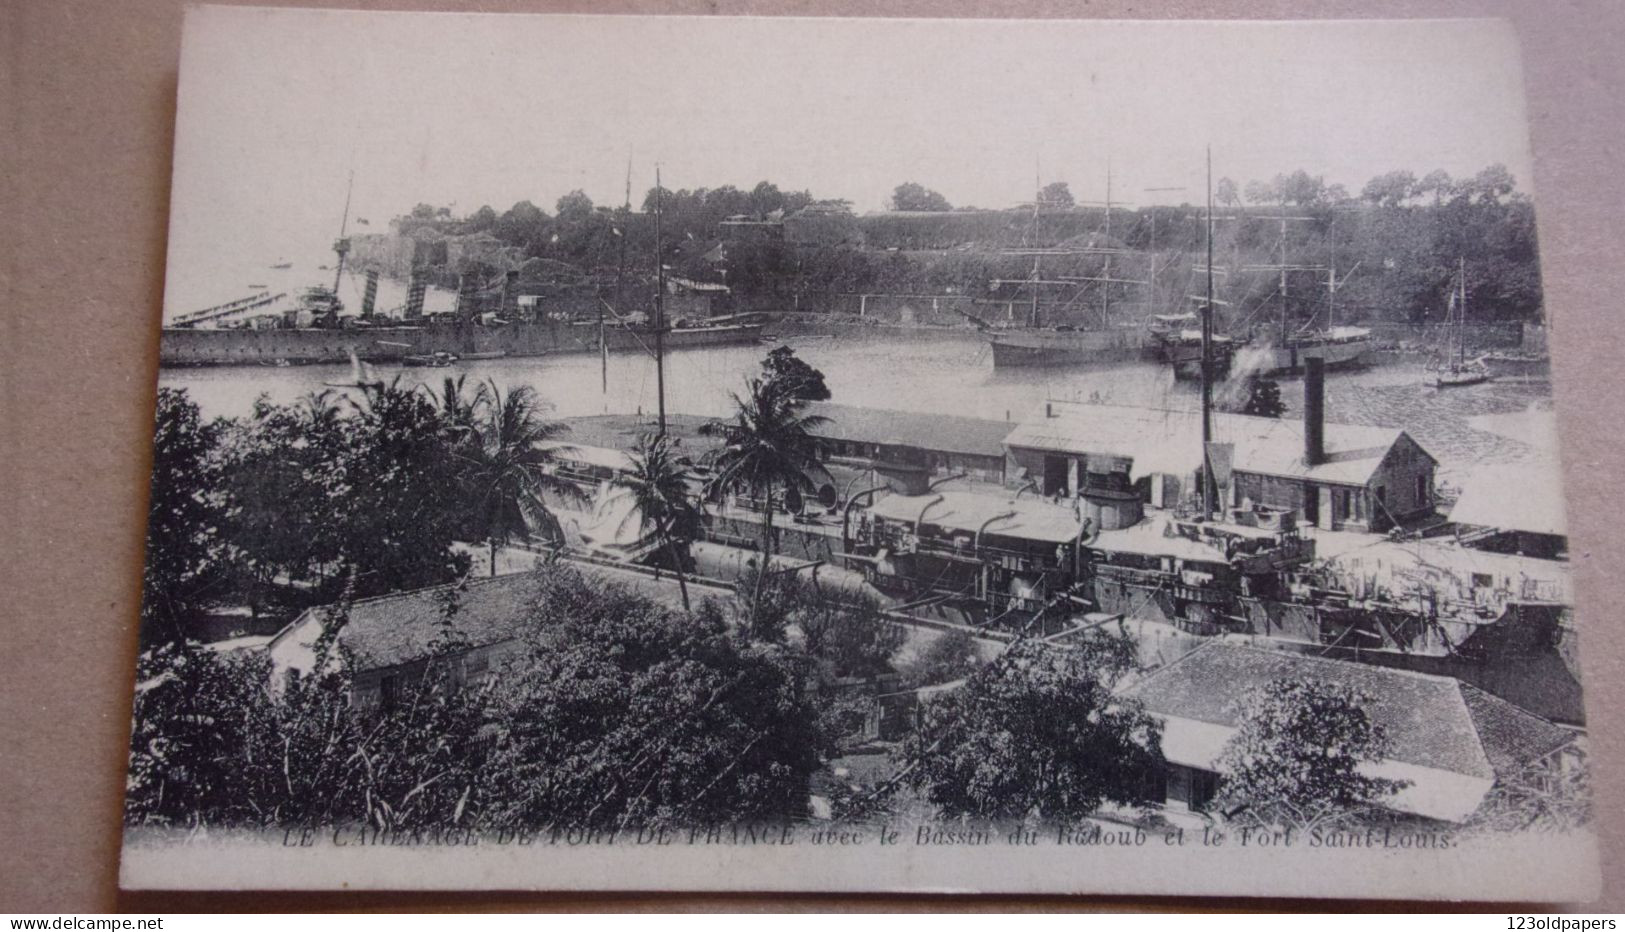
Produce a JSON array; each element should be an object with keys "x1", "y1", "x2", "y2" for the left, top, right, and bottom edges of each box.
[
  {"x1": 404, "y1": 268, "x2": 428, "y2": 321},
  {"x1": 1304, "y1": 356, "x2": 1325, "y2": 466},
  {"x1": 360, "y1": 269, "x2": 379, "y2": 318}
]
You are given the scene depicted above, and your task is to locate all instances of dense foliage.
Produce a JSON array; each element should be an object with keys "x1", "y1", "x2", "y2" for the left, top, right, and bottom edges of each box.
[
  {"x1": 400, "y1": 163, "x2": 1541, "y2": 328},
  {"x1": 760, "y1": 346, "x2": 831, "y2": 402},
  {"x1": 899, "y1": 632, "x2": 1164, "y2": 822},
  {"x1": 139, "y1": 381, "x2": 586, "y2": 642},
  {"x1": 141, "y1": 389, "x2": 228, "y2": 645},
  {"x1": 480, "y1": 568, "x2": 825, "y2": 830},
  {"x1": 1215, "y1": 679, "x2": 1407, "y2": 832},
  {"x1": 126, "y1": 565, "x2": 831, "y2": 831},
  {"x1": 902, "y1": 628, "x2": 983, "y2": 687}
]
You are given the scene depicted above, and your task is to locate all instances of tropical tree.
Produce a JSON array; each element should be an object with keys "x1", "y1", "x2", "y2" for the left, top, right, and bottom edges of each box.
[
  {"x1": 479, "y1": 565, "x2": 825, "y2": 830},
  {"x1": 1038, "y1": 180, "x2": 1075, "y2": 208},
  {"x1": 457, "y1": 381, "x2": 579, "y2": 576},
  {"x1": 796, "y1": 593, "x2": 906, "y2": 680},
  {"x1": 760, "y1": 345, "x2": 831, "y2": 402},
  {"x1": 141, "y1": 388, "x2": 227, "y2": 645},
  {"x1": 426, "y1": 374, "x2": 487, "y2": 446},
  {"x1": 217, "y1": 390, "x2": 352, "y2": 595},
  {"x1": 341, "y1": 379, "x2": 472, "y2": 595},
  {"x1": 892, "y1": 182, "x2": 952, "y2": 212},
  {"x1": 706, "y1": 375, "x2": 830, "y2": 625},
  {"x1": 904, "y1": 627, "x2": 984, "y2": 686},
  {"x1": 1215, "y1": 678, "x2": 1408, "y2": 832},
  {"x1": 614, "y1": 431, "x2": 705, "y2": 611},
  {"x1": 899, "y1": 631, "x2": 1164, "y2": 822}
]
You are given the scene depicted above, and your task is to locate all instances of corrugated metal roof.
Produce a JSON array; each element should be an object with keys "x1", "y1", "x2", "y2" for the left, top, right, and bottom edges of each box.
[
  {"x1": 868, "y1": 490, "x2": 1083, "y2": 544},
  {"x1": 1005, "y1": 401, "x2": 1423, "y2": 487},
  {"x1": 802, "y1": 402, "x2": 1015, "y2": 460}
]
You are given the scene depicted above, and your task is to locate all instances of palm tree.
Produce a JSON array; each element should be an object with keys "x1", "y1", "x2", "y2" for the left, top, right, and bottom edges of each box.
[
  {"x1": 613, "y1": 432, "x2": 704, "y2": 611},
  {"x1": 706, "y1": 376, "x2": 829, "y2": 624},
  {"x1": 458, "y1": 380, "x2": 580, "y2": 576},
  {"x1": 426, "y1": 374, "x2": 487, "y2": 446}
]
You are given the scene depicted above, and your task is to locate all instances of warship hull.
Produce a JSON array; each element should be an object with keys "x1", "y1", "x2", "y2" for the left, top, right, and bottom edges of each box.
[{"x1": 159, "y1": 319, "x2": 763, "y2": 368}]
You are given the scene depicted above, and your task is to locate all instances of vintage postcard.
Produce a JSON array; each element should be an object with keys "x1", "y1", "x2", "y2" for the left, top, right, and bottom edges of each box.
[{"x1": 121, "y1": 7, "x2": 1598, "y2": 899}]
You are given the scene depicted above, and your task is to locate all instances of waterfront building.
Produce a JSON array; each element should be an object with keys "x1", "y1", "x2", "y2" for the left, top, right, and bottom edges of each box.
[
  {"x1": 1122, "y1": 641, "x2": 1580, "y2": 823},
  {"x1": 802, "y1": 401, "x2": 1015, "y2": 485},
  {"x1": 1004, "y1": 398, "x2": 1439, "y2": 533}
]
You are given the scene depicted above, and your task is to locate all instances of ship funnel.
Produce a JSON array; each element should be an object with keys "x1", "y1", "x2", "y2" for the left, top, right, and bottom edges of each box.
[
  {"x1": 404, "y1": 268, "x2": 428, "y2": 321},
  {"x1": 1304, "y1": 356, "x2": 1325, "y2": 467},
  {"x1": 360, "y1": 270, "x2": 379, "y2": 318},
  {"x1": 455, "y1": 272, "x2": 479, "y2": 322}
]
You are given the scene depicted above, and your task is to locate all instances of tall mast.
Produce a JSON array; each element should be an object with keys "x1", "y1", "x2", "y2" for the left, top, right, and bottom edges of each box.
[
  {"x1": 1102, "y1": 159, "x2": 1113, "y2": 328},
  {"x1": 1458, "y1": 256, "x2": 1467, "y2": 366},
  {"x1": 1029, "y1": 157, "x2": 1041, "y2": 328},
  {"x1": 654, "y1": 165, "x2": 667, "y2": 437},
  {"x1": 1201, "y1": 147, "x2": 1215, "y2": 520},
  {"x1": 1327, "y1": 229, "x2": 1336, "y2": 332},
  {"x1": 610, "y1": 155, "x2": 631, "y2": 400},
  {"x1": 1278, "y1": 201, "x2": 1289, "y2": 347},
  {"x1": 331, "y1": 171, "x2": 354, "y2": 300}
]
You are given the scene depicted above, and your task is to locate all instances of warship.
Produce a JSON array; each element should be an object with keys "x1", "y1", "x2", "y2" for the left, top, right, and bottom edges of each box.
[{"x1": 160, "y1": 182, "x2": 761, "y2": 368}]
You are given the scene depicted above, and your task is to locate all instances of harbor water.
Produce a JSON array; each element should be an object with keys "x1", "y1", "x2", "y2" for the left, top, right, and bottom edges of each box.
[{"x1": 158, "y1": 328, "x2": 1560, "y2": 487}]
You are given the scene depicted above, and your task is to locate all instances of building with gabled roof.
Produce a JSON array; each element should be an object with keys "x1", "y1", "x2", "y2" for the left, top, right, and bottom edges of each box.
[
  {"x1": 1120, "y1": 640, "x2": 1579, "y2": 822},
  {"x1": 265, "y1": 563, "x2": 713, "y2": 709},
  {"x1": 1005, "y1": 396, "x2": 1438, "y2": 532},
  {"x1": 265, "y1": 572, "x2": 548, "y2": 708}
]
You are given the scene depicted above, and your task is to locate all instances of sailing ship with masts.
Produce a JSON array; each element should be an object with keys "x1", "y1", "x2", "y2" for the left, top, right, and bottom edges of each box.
[
  {"x1": 986, "y1": 165, "x2": 1157, "y2": 368},
  {"x1": 1234, "y1": 205, "x2": 1373, "y2": 376},
  {"x1": 1427, "y1": 258, "x2": 1493, "y2": 387}
]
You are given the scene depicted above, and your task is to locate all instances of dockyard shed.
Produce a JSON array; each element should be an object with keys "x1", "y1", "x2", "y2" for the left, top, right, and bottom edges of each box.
[
  {"x1": 1121, "y1": 641, "x2": 1579, "y2": 823},
  {"x1": 1004, "y1": 401, "x2": 1438, "y2": 533},
  {"x1": 801, "y1": 402, "x2": 1016, "y2": 484}
]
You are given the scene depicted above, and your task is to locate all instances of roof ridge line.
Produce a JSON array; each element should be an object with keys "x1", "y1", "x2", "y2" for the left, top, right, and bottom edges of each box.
[
  {"x1": 1449, "y1": 679, "x2": 1500, "y2": 780},
  {"x1": 1223, "y1": 641, "x2": 1472, "y2": 686}
]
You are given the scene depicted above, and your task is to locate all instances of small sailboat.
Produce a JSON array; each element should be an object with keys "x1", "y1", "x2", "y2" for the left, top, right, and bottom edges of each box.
[{"x1": 1427, "y1": 258, "x2": 1493, "y2": 388}]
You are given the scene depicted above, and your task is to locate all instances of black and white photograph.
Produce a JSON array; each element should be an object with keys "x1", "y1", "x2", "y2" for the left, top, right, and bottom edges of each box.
[{"x1": 118, "y1": 7, "x2": 1597, "y2": 899}]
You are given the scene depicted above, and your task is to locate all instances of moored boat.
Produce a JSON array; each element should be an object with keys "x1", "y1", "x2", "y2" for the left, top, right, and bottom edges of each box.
[
  {"x1": 1253, "y1": 325, "x2": 1373, "y2": 376},
  {"x1": 1429, "y1": 358, "x2": 1493, "y2": 388},
  {"x1": 402, "y1": 351, "x2": 458, "y2": 367},
  {"x1": 988, "y1": 326, "x2": 1154, "y2": 368},
  {"x1": 1425, "y1": 258, "x2": 1493, "y2": 389}
]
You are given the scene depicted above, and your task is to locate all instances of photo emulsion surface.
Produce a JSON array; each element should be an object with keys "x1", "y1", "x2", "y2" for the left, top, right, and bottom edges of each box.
[{"x1": 122, "y1": 8, "x2": 1599, "y2": 899}]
